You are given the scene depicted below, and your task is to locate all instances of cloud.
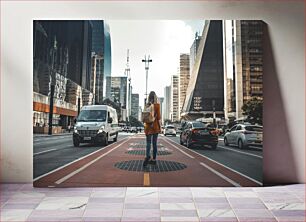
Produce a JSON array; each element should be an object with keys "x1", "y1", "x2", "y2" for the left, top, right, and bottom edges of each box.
[{"x1": 107, "y1": 20, "x2": 202, "y2": 107}]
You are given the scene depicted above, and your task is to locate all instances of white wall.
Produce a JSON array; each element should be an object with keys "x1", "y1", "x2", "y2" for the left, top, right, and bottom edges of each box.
[{"x1": 1, "y1": 1, "x2": 304, "y2": 183}]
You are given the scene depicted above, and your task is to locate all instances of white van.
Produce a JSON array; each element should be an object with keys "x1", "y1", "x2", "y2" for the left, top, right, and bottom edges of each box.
[{"x1": 73, "y1": 105, "x2": 119, "y2": 147}]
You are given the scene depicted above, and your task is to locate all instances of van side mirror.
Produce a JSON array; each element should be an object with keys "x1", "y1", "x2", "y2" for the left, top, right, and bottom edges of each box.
[
  {"x1": 108, "y1": 117, "x2": 113, "y2": 123},
  {"x1": 74, "y1": 119, "x2": 77, "y2": 124}
]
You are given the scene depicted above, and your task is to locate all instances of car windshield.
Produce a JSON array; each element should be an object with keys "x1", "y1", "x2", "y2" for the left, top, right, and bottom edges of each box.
[
  {"x1": 77, "y1": 110, "x2": 107, "y2": 122},
  {"x1": 245, "y1": 126, "x2": 263, "y2": 132},
  {"x1": 166, "y1": 126, "x2": 175, "y2": 129},
  {"x1": 192, "y1": 122, "x2": 206, "y2": 128}
]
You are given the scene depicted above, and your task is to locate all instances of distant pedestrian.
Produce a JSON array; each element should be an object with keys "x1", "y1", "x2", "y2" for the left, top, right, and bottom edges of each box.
[{"x1": 142, "y1": 91, "x2": 161, "y2": 167}]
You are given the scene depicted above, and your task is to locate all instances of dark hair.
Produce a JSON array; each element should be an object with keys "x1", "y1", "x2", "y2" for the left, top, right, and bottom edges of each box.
[{"x1": 148, "y1": 91, "x2": 157, "y2": 105}]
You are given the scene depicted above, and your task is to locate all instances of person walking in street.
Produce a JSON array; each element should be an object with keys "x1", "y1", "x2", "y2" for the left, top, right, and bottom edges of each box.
[{"x1": 142, "y1": 91, "x2": 161, "y2": 167}]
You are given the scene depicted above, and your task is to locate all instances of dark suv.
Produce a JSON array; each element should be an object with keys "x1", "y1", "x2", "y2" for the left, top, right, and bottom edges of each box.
[{"x1": 180, "y1": 121, "x2": 219, "y2": 149}]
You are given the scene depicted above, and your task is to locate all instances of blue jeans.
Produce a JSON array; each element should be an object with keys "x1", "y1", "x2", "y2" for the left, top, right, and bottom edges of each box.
[{"x1": 146, "y1": 133, "x2": 158, "y2": 159}]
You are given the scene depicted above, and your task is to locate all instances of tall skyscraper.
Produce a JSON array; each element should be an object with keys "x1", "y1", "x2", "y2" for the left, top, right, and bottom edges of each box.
[
  {"x1": 182, "y1": 20, "x2": 224, "y2": 120},
  {"x1": 91, "y1": 20, "x2": 112, "y2": 104},
  {"x1": 179, "y1": 53, "x2": 190, "y2": 115},
  {"x1": 33, "y1": 20, "x2": 95, "y2": 129},
  {"x1": 103, "y1": 22, "x2": 112, "y2": 98},
  {"x1": 223, "y1": 20, "x2": 263, "y2": 120},
  {"x1": 159, "y1": 97, "x2": 164, "y2": 123},
  {"x1": 171, "y1": 75, "x2": 179, "y2": 122},
  {"x1": 190, "y1": 32, "x2": 201, "y2": 77},
  {"x1": 106, "y1": 76, "x2": 128, "y2": 121},
  {"x1": 164, "y1": 86, "x2": 171, "y2": 122},
  {"x1": 131, "y1": 93, "x2": 139, "y2": 119}
]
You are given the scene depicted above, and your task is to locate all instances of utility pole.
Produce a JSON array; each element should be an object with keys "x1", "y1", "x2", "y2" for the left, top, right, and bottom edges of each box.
[{"x1": 142, "y1": 55, "x2": 152, "y2": 105}]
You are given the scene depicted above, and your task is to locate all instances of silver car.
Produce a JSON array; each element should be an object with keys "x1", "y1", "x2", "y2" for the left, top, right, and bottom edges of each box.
[
  {"x1": 164, "y1": 125, "x2": 176, "y2": 136},
  {"x1": 224, "y1": 124, "x2": 263, "y2": 149}
]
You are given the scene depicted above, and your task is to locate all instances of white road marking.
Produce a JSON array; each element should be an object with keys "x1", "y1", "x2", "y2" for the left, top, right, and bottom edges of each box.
[
  {"x1": 218, "y1": 138, "x2": 263, "y2": 151},
  {"x1": 34, "y1": 136, "x2": 72, "y2": 144},
  {"x1": 34, "y1": 149, "x2": 57, "y2": 156},
  {"x1": 33, "y1": 137, "x2": 129, "y2": 181},
  {"x1": 218, "y1": 145, "x2": 263, "y2": 159},
  {"x1": 162, "y1": 139, "x2": 194, "y2": 159},
  {"x1": 164, "y1": 137, "x2": 262, "y2": 186},
  {"x1": 54, "y1": 138, "x2": 130, "y2": 184},
  {"x1": 199, "y1": 162, "x2": 241, "y2": 187}
]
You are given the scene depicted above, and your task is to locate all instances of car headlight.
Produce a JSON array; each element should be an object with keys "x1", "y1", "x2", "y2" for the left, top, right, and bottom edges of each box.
[
  {"x1": 74, "y1": 129, "x2": 78, "y2": 133},
  {"x1": 98, "y1": 126, "x2": 105, "y2": 133}
]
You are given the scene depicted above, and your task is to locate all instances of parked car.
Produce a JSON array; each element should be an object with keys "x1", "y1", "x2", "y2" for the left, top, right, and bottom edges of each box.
[
  {"x1": 223, "y1": 124, "x2": 263, "y2": 149},
  {"x1": 130, "y1": 127, "x2": 138, "y2": 133},
  {"x1": 73, "y1": 105, "x2": 119, "y2": 147},
  {"x1": 164, "y1": 125, "x2": 176, "y2": 136},
  {"x1": 176, "y1": 127, "x2": 183, "y2": 134},
  {"x1": 180, "y1": 121, "x2": 219, "y2": 149}
]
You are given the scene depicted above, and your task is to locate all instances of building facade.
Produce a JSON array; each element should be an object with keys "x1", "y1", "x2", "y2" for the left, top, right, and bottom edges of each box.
[
  {"x1": 190, "y1": 32, "x2": 201, "y2": 78},
  {"x1": 159, "y1": 97, "x2": 164, "y2": 123},
  {"x1": 179, "y1": 53, "x2": 190, "y2": 116},
  {"x1": 103, "y1": 22, "x2": 112, "y2": 98},
  {"x1": 131, "y1": 93, "x2": 140, "y2": 119},
  {"x1": 163, "y1": 86, "x2": 171, "y2": 122},
  {"x1": 33, "y1": 20, "x2": 95, "y2": 131},
  {"x1": 171, "y1": 75, "x2": 179, "y2": 122},
  {"x1": 223, "y1": 20, "x2": 263, "y2": 120},
  {"x1": 182, "y1": 20, "x2": 224, "y2": 120},
  {"x1": 105, "y1": 76, "x2": 128, "y2": 121}
]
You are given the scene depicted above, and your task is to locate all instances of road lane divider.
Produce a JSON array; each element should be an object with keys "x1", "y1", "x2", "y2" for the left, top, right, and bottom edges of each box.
[
  {"x1": 199, "y1": 162, "x2": 241, "y2": 187},
  {"x1": 34, "y1": 149, "x2": 57, "y2": 156},
  {"x1": 218, "y1": 145, "x2": 262, "y2": 159},
  {"x1": 33, "y1": 137, "x2": 130, "y2": 182},
  {"x1": 143, "y1": 173, "x2": 150, "y2": 186},
  {"x1": 54, "y1": 138, "x2": 131, "y2": 184},
  {"x1": 162, "y1": 139, "x2": 195, "y2": 159},
  {"x1": 163, "y1": 137, "x2": 262, "y2": 186}
]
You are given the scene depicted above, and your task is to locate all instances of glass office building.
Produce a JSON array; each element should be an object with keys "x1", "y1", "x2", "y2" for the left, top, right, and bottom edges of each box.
[
  {"x1": 223, "y1": 20, "x2": 263, "y2": 120},
  {"x1": 182, "y1": 20, "x2": 224, "y2": 120}
]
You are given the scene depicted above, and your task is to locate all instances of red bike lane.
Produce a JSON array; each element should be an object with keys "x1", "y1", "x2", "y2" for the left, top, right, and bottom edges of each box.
[{"x1": 34, "y1": 134, "x2": 260, "y2": 187}]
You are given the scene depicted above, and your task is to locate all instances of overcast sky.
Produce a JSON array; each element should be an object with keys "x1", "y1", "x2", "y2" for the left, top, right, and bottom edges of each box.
[{"x1": 107, "y1": 20, "x2": 205, "y2": 108}]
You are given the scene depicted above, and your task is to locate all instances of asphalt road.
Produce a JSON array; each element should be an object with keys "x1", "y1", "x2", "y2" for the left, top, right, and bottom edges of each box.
[
  {"x1": 33, "y1": 132, "x2": 132, "y2": 179},
  {"x1": 34, "y1": 132, "x2": 263, "y2": 184},
  {"x1": 165, "y1": 134, "x2": 263, "y2": 183}
]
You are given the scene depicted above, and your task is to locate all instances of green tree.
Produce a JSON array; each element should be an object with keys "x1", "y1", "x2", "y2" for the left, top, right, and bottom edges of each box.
[
  {"x1": 102, "y1": 98, "x2": 122, "y2": 121},
  {"x1": 128, "y1": 116, "x2": 143, "y2": 127},
  {"x1": 241, "y1": 97, "x2": 263, "y2": 125}
]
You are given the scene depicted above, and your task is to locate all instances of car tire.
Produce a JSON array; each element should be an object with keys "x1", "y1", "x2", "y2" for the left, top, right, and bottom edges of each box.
[
  {"x1": 238, "y1": 139, "x2": 245, "y2": 149},
  {"x1": 186, "y1": 138, "x2": 192, "y2": 148},
  {"x1": 103, "y1": 134, "x2": 109, "y2": 146},
  {"x1": 224, "y1": 137, "x2": 229, "y2": 146},
  {"x1": 73, "y1": 139, "x2": 80, "y2": 147},
  {"x1": 180, "y1": 136, "x2": 184, "y2": 145},
  {"x1": 211, "y1": 144, "x2": 217, "y2": 149},
  {"x1": 113, "y1": 133, "x2": 118, "y2": 142}
]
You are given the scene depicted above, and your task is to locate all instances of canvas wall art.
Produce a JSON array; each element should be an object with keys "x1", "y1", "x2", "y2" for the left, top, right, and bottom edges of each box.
[{"x1": 33, "y1": 20, "x2": 263, "y2": 187}]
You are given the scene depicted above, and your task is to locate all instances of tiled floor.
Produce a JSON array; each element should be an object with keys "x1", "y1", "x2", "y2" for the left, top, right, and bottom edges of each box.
[{"x1": 1, "y1": 184, "x2": 304, "y2": 222}]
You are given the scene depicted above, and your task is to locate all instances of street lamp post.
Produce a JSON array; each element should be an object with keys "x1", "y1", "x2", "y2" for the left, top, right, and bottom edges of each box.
[{"x1": 142, "y1": 55, "x2": 152, "y2": 105}]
